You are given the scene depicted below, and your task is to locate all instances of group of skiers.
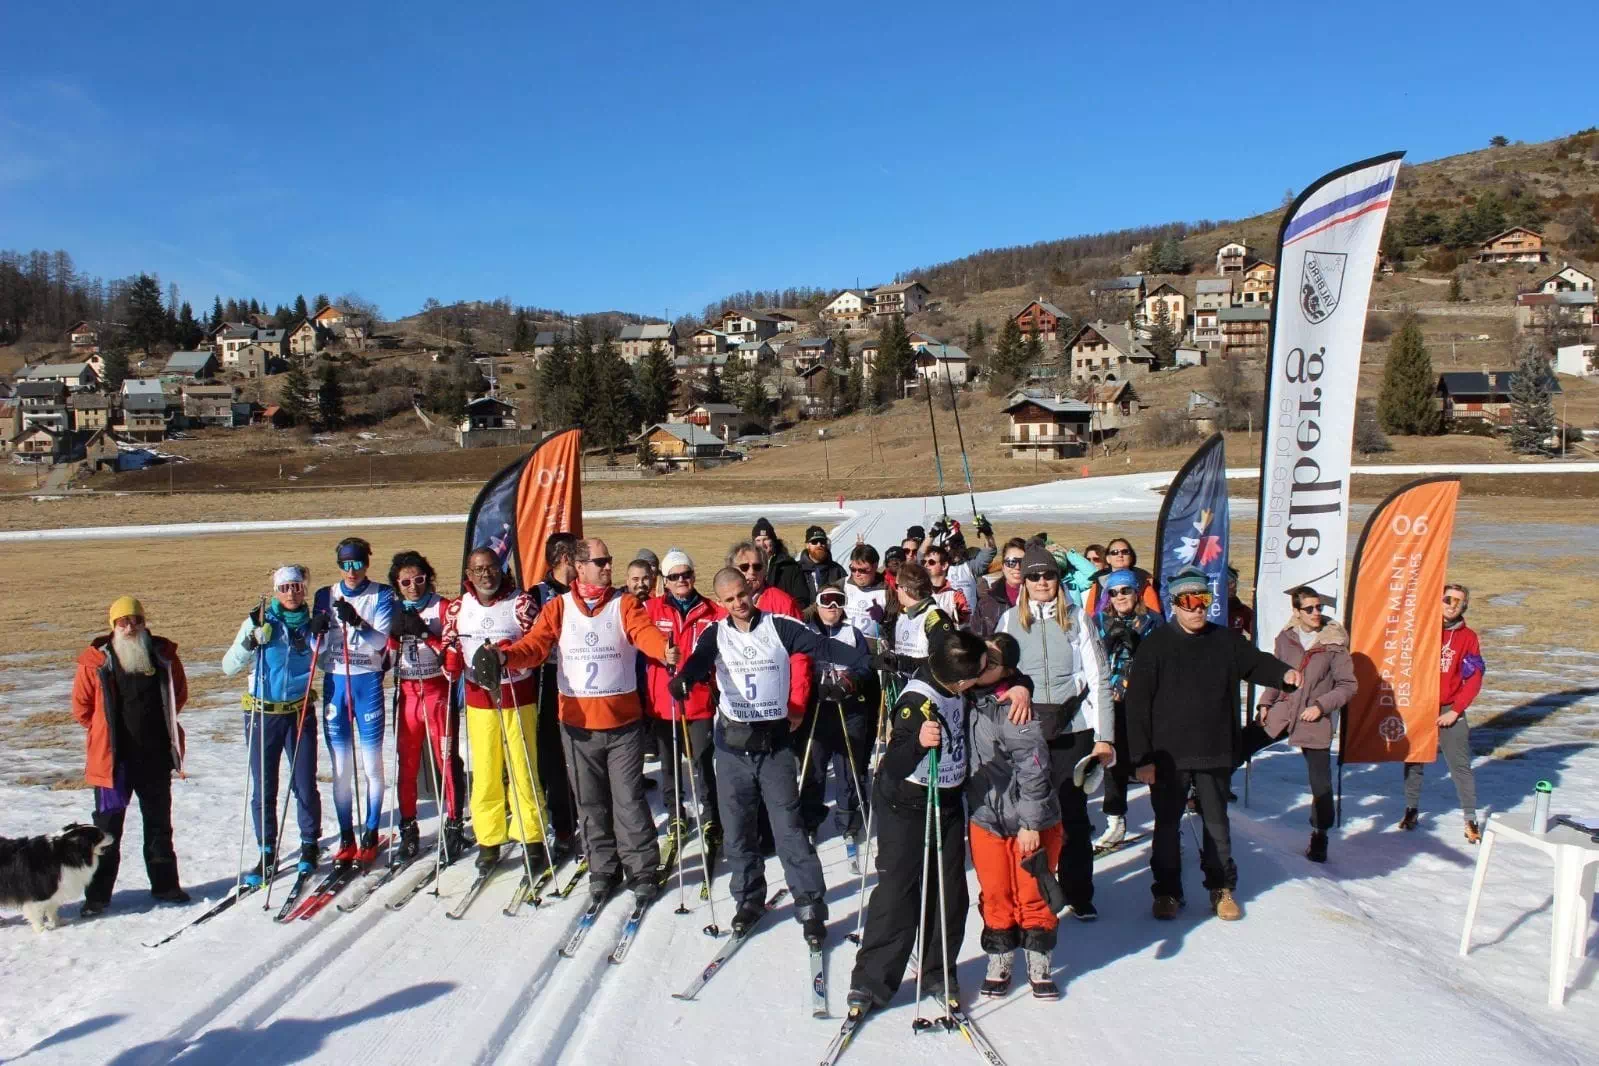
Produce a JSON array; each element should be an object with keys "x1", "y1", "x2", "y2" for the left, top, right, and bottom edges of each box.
[{"x1": 68, "y1": 515, "x2": 1488, "y2": 1023}]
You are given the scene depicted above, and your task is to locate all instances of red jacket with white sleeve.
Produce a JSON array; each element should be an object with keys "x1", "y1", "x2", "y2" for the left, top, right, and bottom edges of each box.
[{"x1": 1439, "y1": 618, "x2": 1485, "y2": 716}]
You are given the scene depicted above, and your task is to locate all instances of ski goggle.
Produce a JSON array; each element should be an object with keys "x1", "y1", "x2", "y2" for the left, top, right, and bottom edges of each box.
[
  {"x1": 1173, "y1": 592, "x2": 1213, "y2": 611},
  {"x1": 275, "y1": 581, "x2": 306, "y2": 595},
  {"x1": 817, "y1": 593, "x2": 846, "y2": 609},
  {"x1": 339, "y1": 560, "x2": 365, "y2": 573}
]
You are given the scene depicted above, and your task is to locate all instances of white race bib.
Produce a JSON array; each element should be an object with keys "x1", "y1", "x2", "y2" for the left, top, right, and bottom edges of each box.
[
  {"x1": 843, "y1": 584, "x2": 884, "y2": 639},
  {"x1": 902, "y1": 679, "x2": 966, "y2": 788},
  {"x1": 714, "y1": 615, "x2": 790, "y2": 722},
  {"x1": 556, "y1": 593, "x2": 638, "y2": 698}
]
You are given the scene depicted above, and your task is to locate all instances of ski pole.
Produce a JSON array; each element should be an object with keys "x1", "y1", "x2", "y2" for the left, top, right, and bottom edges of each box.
[
  {"x1": 340, "y1": 624, "x2": 364, "y2": 837},
  {"x1": 670, "y1": 701, "x2": 689, "y2": 916},
  {"x1": 836, "y1": 701, "x2": 868, "y2": 849},
  {"x1": 415, "y1": 673, "x2": 447, "y2": 891},
  {"x1": 235, "y1": 603, "x2": 266, "y2": 900},
  {"x1": 386, "y1": 677, "x2": 400, "y2": 869},
  {"x1": 941, "y1": 362, "x2": 978, "y2": 517},
  {"x1": 922, "y1": 371, "x2": 950, "y2": 524},
  {"x1": 929, "y1": 749, "x2": 955, "y2": 1029},
  {"x1": 518, "y1": 676, "x2": 560, "y2": 891},
  {"x1": 438, "y1": 674, "x2": 466, "y2": 897},
  {"x1": 847, "y1": 682, "x2": 889, "y2": 946},
  {"x1": 678, "y1": 702, "x2": 719, "y2": 937},
  {"x1": 910, "y1": 750, "x2": 938, "y2": 1032},
  {"x1": 796, "y1": 698, "x2": 821, "y2": 787},
  {"x1": 265, "y1": 631, "x2": 322, "y2": 911}
]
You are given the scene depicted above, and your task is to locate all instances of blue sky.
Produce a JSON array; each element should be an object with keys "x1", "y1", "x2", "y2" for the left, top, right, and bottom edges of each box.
[{"x1": 3, "y1": 1, "x2": 1593, "y2": 322}]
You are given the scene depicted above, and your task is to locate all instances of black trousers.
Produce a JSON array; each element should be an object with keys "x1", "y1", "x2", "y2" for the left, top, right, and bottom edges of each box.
[
  {"x1": 535, "y1": 671, "x2": 576, "y2": 840},
  {"x1": 1101, "y1": 700, "x2": 1133, "y2": 818},
  {"x1": 88, "y1": 761, "x2": 180, "y2": 904},
  {"x1": 849, "y1": 784, "x2": 967, "y2": 1007},
  {"x1": 798, "y1": 701, "x2": 873, "y2": 838},
  {"x1": 1240, "y1": 723, "x2": 1334, "y2": 832},
  {"x1": 651, "y1": 716, "x2": 718, "y2": 829},
  {"x1": 1149, "y1": 763, "x2": 1234, "y2": 899},
  {"x1": 1048, "y1": 729, "x2": 1097, "y2": 907}
]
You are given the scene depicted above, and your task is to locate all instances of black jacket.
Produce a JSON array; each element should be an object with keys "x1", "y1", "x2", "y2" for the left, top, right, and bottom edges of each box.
[
  {"x1": 796, "y1": 552, "x2": 847, "y2": 606},
  {"x1": 1124, "y1": 621, "x2": 1293, "y2": 771},
  {"x1": 766, "y1": 543, "x2": 810, "y2": 609}
]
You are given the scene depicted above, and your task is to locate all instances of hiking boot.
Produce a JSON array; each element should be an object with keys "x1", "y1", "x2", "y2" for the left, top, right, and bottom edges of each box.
[
  {"x1": 1025, "y1": 949, "x2": 1059, "y2": 1000},
  {"x1": 152, "y1": 886, "x2": 191, "y2": 904},
  {"x1": 1306, "y1": 831, "x2": 1328, "y2": 864},
  {"x1": 1152, "y1": 894, "x2": 1182, "y2": 920},
  {"x1": 476, "y1": 843, "x2": 501, "y2": 873},
  {"x1": 802, "y1": 917, "x2": 826, "y2": 947},
  {"x1": 80, "y1": 898, "x2": 108, "y2": 918},
  {"x1": 730, "y1": 900, "x2": 765, "y2": 937},
  {"x1": 298, "y1": 843, "x2": 321, "y2": 873},
  {"x1": 398, "y1": 818, "x2": 420, "y2": 861},
  {"x1": 1464, "y1": 820, "x2": 1482, "y2": 845},
  {"x1": 981, "y1": 952, "x2": 1013, "y2": 997},
  {"x1": 1398, "y1": 808, "x2": 1420, "y2": 831},
  {"x1": 333, "y1": 830, "x2": 358, "y2": 863},
  {"x1": 1094, "y1": 816, "x2": 1126, "y2": 850},
  {"x1": 356, "y1": 829, "x2": 381, "y2": 865},
  {"x1": 1066, "y1": 900, "x2": 1098, "y2": 922},
  {"x1": 1210, "y1": 888, "x2": 1242, "y2": 921}
]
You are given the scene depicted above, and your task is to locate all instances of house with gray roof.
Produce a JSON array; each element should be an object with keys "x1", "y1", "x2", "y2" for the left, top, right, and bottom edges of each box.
[
  {"x1": 635, "y1": 420, "x2": 728, "y2": 467},
  {"x1": 164, "y1": 350, "x2": 219, "y2": 381},
  {"x1": 618, "y1": 323, "x2": 680, "y2": 363},
  {"x1": 1064, "y1": 321, "x2": 1157, "y2": 383}
]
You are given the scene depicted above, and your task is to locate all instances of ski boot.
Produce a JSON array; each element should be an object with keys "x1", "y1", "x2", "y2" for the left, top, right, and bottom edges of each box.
[
  {"x1": 980, "y1": 952, "x2": 1012, "y2": 998},
  {"x1": 589, "y1": 874, "x2": 618, "y2": 905},
  {"x1": 702, "y1": 820, "x2": 723, "y2": 851},
  {"x1": 298, "y1": 842, "x2": 321, "y2": 874},
  {"x1": 1306, "y1": 831, "x2": 1328, "y2": 863},
  {"x1": 398, "y1": 818, "x2": 420, "y2": 861},
  {"x1": 333, "y1": 830, "x2": 358, "y2": 864},
  {"x1": 802, "y1": 917, "x2": 826, "y2": 948},
  {"x1": 476, "y1": 843, "x2": 501, "y2": 873},
  {"x1": 356, "y1": 829, "x2": 381, "y2": 865},
  {"x1": 631, "y1": 878, "x2": 661, "y2": 907},
  {"x1": 730, "y1": 899, "x2": 764, "y2": 936},
  {"x1": 846, "y1": 989, "x2": 874, "y2": 1013},
  {"x1": 1398, "y1": 808, "x2": 1420, "y2": 831},
  {"x1": 443, "y1": 818, "x2": 471, "y2": 863},
  {"x1": 1025, "y1": 949, "x2": 1059, "y2": 1000},
  {"x1": 243, "y1": 847, "x2": 275, "y2": 889},
  {"x1": 1094, "y1": 815, "x2": 1126, "y2": 850}
]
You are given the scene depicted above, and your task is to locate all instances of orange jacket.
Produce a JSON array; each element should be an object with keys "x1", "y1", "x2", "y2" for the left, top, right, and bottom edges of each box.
[
  {"x1": 501, "y1": 588, "x2": 671, "y2": 730},
  {"x1": 71, "y1": 635, "x2": 189, "y2": 788}
]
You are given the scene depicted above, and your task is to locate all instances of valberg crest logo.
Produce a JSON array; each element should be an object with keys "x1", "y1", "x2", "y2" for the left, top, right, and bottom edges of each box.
[{"x1": 1299, "y1": 250, "x2": 1347, "y2": 324}]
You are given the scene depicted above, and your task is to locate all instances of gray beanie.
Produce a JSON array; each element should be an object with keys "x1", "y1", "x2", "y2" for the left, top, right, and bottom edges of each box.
[{"x1": 1167, "y1": 566, "x2": 1211, "y2": 598}]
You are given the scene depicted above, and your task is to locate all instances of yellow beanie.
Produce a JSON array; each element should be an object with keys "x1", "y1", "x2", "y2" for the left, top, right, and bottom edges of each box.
[{"x1": 108, "y1": 596, "x2": 145, "y2": 626}]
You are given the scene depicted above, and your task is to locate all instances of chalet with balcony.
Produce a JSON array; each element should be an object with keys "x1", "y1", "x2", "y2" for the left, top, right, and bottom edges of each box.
[
  {"x1": 735, "y1": 341, "x2": 775, "y2": 366},
  {"x1": 1001, "y1": 391, "x2": 1092, "y2": 459},
  {"x1": 288, "y1": 319, "x2": 318, "y2": 356},
  {"x1": 681, "y1": 402, "x2": 749, "y2": 441},
  {"x1": 1437, "y1": 370, "x2": 1561, "y2": 427},
  {"x1": 117, "y1": 381, "x2": 168, "y2": 442},
  {"x1": 1475, "y1": 227, "x2": 1548, "y2": 264},
  {"x1": 68, "y1": 321, "x2": 100, "y2": 352},
  {"x1": 869, "y1": 282, "x2": 930, "y2": 318},
  {"x1": 721, "y1": 310, "x2": 780, "y2": 344},
  {"x1": 1193, "y1": 306, "x2": 1223, "y2": 351},
  {"x1": 1194, "y1": 277, "x2": 1233, "y2": 311},
  {"x1": 313, "y1": 305, "x2": 346, "y2": 330},
  {"x1": 822, "y1": 290, "x2": 872, "y2": 324},
  {"x1": 1013, "y1": 299, "x2": 1073, "y2": 344},
  {"x1": 1239, "y1": 261, "x2": 1276, "y2": 306},
  {"x1": 757, "y1": 310, "x2": 801, "y2": 333},
  {"x1": 1216, "y1": 241, "x2": 1249, "y2": 275},
  {"x1": 16, "y1": 380, "x2": 70, "y2": 433},
  {"x1": 1065, "y1": 321, "x2": 1156, "y2": 383},
  {"x1": 182, "y1": 384, "x2": 236, "y2": 427},
  {"x1": 1219, "y1": 306, "x2": 1271, "y2": 358},
  {"x1": 636, "y1": 422, "x2": 727, "y2": 467}
]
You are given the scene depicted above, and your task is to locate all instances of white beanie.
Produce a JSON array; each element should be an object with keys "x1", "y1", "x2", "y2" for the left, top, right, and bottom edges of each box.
[
  {"x1": 273, "y1": 564, "x2": 308, "y2": 588},
  {"x1": 661, "y1": 550, "x2": 693, "y2": 576}
]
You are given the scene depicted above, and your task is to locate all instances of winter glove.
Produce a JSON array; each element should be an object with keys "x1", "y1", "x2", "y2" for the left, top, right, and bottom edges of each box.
[
  {"x1": 667, "y1": 673, "x2": 691, "y2": 702},
  {"x1": 335, "y1": 599, "x2": 363, "y2": 629},
  {"x1": 470, "y1": 643, "x2": 504, "y2": 694},
  {"x1": 929, "y1": 518, "x2": 950, "y2": 543},
  {"x1": 819, "y1": 673, "x2": 855, "y2": 703},
  {"x1": 242, "y1": 622, "x2": 274, "y2": 651},
  {"x1": 974, "y1": 513, "x2": 993, "y2": 538},
  {"x1": 307, "y1": 612, "x2": 332, "y2": 636},
  {"x1": 1020, "y1": 848, "x2": 1069, "y2": 916},
  {"x1": 867, "y1": 600, "x2": 885, "y2": 624},
  {"x1": 871, "y1": 650, "x2": 899, "y2": 675},
  {"x1": 391, "y1": 609, "x2": 427, "y2": 639}
]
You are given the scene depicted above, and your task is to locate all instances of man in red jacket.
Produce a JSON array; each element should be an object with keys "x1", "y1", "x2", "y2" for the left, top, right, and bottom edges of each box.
[
  {"x1": 642, "y1": 550, "x2": 726, "y2": 844},
  {"x1": 728, "y1": 541, "x2": 801, "y2": 618},
  {"x1": 1399, "y1": 582, "x2": 1485, "y2": 843}
]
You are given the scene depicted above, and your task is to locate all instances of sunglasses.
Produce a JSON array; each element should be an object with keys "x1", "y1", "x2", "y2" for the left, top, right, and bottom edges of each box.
[
  {"x1": 848, "y1": 564, "x2": 874, "y2": 574},
  {"x1": 1442, "y1": 596, "x2": 1464, "y2": 605},
  {"x1": 737, "y1": 561, "x2": 765, "y2": 573},
  {"x1": 397, "y1": 577, "x2": 428, "y2": 588},
  {"x1": 808, "y1": 538, "x2": 829, "y2": 546},
  {"x1": 1174, "y1": 593, "x2": 1213, "y2": 611},
  {"x1": 276, "y1": 581, "x2": 306, "y2": 594},
  {"x1": 666, "y1": 570, "x2": 694, "y2": 582},
  {"x1": 1109, "y1": 587, "x2": 1136, "y2": 597},
  {"x1": 587, "y1": 556, "x2": 613, "y2": 569},
  {"x1": 1107, "y1": 548, "x2": 1132, "y2": 557},
  {"x1": 466, "y1": 565, "x2": 499, "y2": 576},
  {"x1": 1024, "y1": 572, "x2": 1058, "y2": 582},
  {"x1": 817, "y1": 596, "x2": 846, "y2": 608},
  {"x1": 1297, "y1": 604, "x2": 1321, "y2": 614},
  {"x1": 339, "y1": 560, "x2": 365, "y2": 572},
  {"x1": 1002, "y1": 558, "x2": 1024, "y2": 568}
]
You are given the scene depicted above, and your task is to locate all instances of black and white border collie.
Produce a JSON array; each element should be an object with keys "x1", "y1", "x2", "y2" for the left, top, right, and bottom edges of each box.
[{"x1": 0, "y1": 824, "x2": 111, "y2": 932}]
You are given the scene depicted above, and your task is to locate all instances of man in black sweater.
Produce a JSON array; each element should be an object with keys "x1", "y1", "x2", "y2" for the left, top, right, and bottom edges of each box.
[{"x1": 1124, "y1": 566, "x2": 1300, "y2": 922}]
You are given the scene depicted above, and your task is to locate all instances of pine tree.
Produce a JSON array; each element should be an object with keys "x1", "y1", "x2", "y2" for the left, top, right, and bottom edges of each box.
[
  {"x1": 702, "y1": 364, "x2": 727, "y2": 404},
  {"x1": 126, "y1": 273, "x2": 168, "y2": 354},
  {"x1": 536, "y1": 334, "x2": 576, "y2": 426},
  {"x1": 317, "y1": 361, "x2": 346, "y2": 429},
  {"x1": 1144, "y1": 301, "x2": 1179, "y2": 368},
  {"x1": 248, "y1": 298, "x2": 261, "y2": 317},
  {"x1": 1507, "y1": 342, "x2": 1556, "y2": 455},
  {"x1": 1377, "y1": 313, "x2": 1441, "y2": 434},
  {"x1": 314, "y1": 293, "x2": 331, "y2": 313},
  {"x1": 965, "y1": 319, "x2": 987, "y2": 359},
  {"x1": 989, "y1": 317, "x2": 1025, "y2": 387},
  {"x1": 294, "y1": 294, "x2": 309, "y2": 322},
  {"x1": 279, "y1": 360, "x2": 316, "y2": 426},
  {"x1": 1447, "y1": 274, "x2": 1464, "y2": 303},
  {"x1": 587, "y1": 336, "x2": 638, "y2": 453},
  {"x1": 513, "y1": 309, "x2": 531, "y2": 352},
  {"x1": 175, "y1": 302, "x2": 204, "y2": 349},
  {"x1": 835, "y1": 331, "x2": 857, "y2": 416},
  {"x1": 210, "y1": 296, "x2": 224, "y2": 330},
  {"x1": 634, "y1": 339, "x2": 676, "y2": 425},
  {"x1": 1023, "y1": 331, "x2": 1044, "y2": 377},
  {"x1": 101, "y1": 347, "x2": 130, "y2": 394}
]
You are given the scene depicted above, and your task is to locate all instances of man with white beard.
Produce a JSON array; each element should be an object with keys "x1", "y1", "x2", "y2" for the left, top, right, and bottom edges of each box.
[{"x1": 72, "y1": 596, "x2": 192, "y2": 915}]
